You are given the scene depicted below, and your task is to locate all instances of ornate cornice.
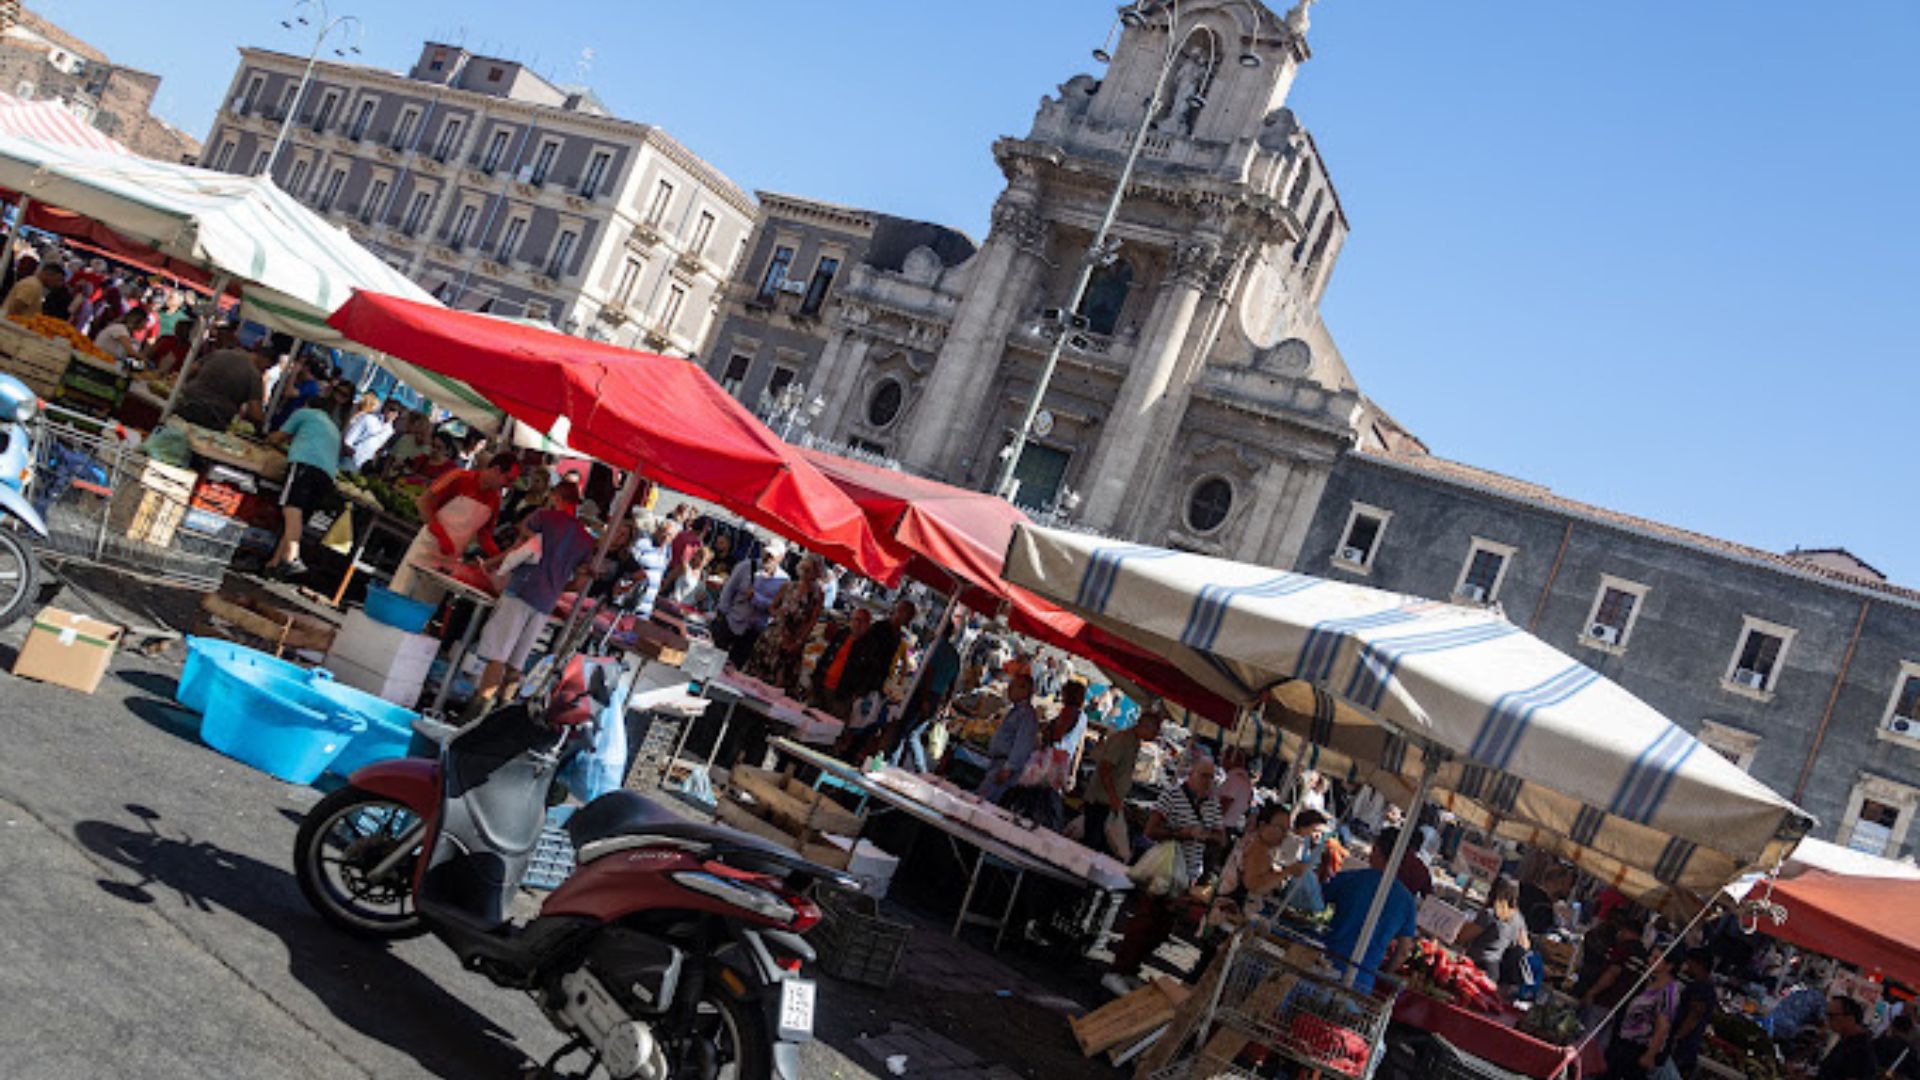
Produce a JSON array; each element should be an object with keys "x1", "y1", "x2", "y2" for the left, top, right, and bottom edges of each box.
[
  {"x1": 989, "y1": 198, "x2": 1051, "y2": 258},
  {"x1": 993, "y1": 137, "x2": 1302, "y2": 245},
  {"x1": 1167, "y1": 238, "x2": 1220, "y2": 291}
]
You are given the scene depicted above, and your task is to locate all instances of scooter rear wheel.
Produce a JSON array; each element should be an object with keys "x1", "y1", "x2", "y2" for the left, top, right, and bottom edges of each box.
[{"x1": 294, "y1": 784, "x2": 429, "y2": 940}]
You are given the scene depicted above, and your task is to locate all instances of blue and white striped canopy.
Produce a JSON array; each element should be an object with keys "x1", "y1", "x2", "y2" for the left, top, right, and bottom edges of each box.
[{"x1": 1005, "y1": 525, "x2": 1813, "y2": 903}]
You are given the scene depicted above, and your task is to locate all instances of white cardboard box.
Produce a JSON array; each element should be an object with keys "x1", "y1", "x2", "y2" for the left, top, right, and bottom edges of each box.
[
  {"x1": 326, "y1": 609, "x2": 439, "y2": 679},
  {"x1": 325, "y1": 653, "x2": 428, "y2": 707}
]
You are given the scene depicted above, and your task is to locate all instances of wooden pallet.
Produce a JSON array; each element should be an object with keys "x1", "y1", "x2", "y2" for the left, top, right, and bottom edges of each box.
[{"x1": 1071, "y1": 978, "x2": 1193, "y2": 1058}]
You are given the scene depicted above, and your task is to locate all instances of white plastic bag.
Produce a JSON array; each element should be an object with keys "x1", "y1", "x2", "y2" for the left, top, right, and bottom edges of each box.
[{"x1": 1128, "y1": 840, "x2": 1191, "y2": 897}]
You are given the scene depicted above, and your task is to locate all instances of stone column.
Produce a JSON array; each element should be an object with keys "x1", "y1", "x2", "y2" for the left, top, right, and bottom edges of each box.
[
  {"x1": 812, "y1": 330, "x2": 872, "y2": 438},
  {"x1": 899, "y1": 195, "x2": 1049, "y2": 478},
  {"x1": 1077, "y1": 236, "x2": 1215, "y2": 532}
]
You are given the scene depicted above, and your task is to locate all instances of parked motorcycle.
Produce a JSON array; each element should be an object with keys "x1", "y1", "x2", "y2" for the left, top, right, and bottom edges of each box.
[
  {"x1": 293, "y1": 656, "x2": 850, "y2": 1080},
  {"x1": 0, "y1": 373, "x2": 49, "y2": 629}
]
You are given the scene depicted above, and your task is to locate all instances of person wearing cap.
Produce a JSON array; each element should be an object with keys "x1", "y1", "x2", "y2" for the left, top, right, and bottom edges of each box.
[
  {"x1": 714, "y1": 538, "x2": 789, "y2": 667},
  {"x1": 463, "y1": 479, "x2": 595, "y2": 720},
  {"x1": 391, "y1": 450, "x2": 519, "y2": 599}
]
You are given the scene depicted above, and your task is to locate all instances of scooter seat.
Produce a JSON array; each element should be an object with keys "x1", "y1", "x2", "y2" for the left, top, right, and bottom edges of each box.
[{"x1": 568, "y1": 790, "x2": 795, "y2": 867}]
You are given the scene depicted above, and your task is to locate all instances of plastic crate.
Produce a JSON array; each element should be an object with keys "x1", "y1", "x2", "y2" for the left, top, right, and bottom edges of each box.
[
  {"x1": 811, "y1": 885, "x2": 910, "y2": 989},
  {"x1": 524, "y1": 806, "x2": 577, "y2": 891}
]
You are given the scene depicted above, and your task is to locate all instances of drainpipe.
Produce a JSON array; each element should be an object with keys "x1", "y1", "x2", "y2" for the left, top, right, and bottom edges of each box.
[
  {"x1": 1794, "y1": 598, "x2": 1870, "y2": 803},
  {"x1": 1528, "y1": 520, "x2": 1574, "y2": 633}
]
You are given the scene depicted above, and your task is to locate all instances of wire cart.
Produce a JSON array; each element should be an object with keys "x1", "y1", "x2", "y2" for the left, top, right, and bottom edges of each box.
[
  {"x1": 23, "y1": 405, "x2": 243, "y2": 589},
  {"x1": 1148, "y1": 927, "x2": 1399, "y2": 1080}
]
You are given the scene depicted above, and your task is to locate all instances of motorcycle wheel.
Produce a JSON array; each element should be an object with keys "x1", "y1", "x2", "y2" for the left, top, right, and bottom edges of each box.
[
  {"x1": 294, "y1": 784, "x2": 429, "y2": 940},
  {"x1": 0, "y1": 528, "x2": 37, "y2": 631},
  {"x1": 676, "y1": 974, "x2": 771, "y2": 1080}
]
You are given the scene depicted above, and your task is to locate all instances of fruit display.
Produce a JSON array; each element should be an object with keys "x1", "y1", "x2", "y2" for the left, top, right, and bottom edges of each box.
[
  {"x1": 1405, "y1": 938, "x2": 1502, "y2": 1013},
  {"x1": 1702, "y1": 1014, "x2": 1781, "y2": 1080},
  {"x1": 337, "y1": 472, "x2": 424, "y2": 521},
  {"x1": 9, "y1": 313, "x2": 113, "y2": 361}
]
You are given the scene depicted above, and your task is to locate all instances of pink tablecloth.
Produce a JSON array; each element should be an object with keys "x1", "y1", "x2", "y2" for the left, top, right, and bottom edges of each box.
[{"x1": 1392, "y1": 991, "x2": 1600, "y2": 1079}]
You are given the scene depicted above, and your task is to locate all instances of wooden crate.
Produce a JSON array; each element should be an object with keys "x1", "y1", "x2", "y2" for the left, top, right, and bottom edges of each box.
[
  {"x1": 728, "y1": 764, "x2": 864, "y2": 838},
  {"x1": 105, "y1": 458, "x2": 198, "y2": 547},
  {"x1": 1070, "y1": 978, "x2": 1192, "y2": 1058},
  {"x1": 199, "y1": 594, "x2": 337, "y2": 655}
]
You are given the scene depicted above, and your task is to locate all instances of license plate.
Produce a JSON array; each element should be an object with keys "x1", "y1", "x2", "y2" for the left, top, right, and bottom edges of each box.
[{"x1": 778, "y1": 978, "x2": 816, "y2": 1038}]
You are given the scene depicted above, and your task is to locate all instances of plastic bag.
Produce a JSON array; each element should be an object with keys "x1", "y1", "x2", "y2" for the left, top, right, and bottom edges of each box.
[
  {"x1": 1105, "y1": 811, "x2": 1131, "y2": 860},
  {"x1": 556, "y1": 663, "x2": 631, "y2": 802},
  {"x1": 1128, "y1": 840, "x2": 1191, "y2": 896},
  {"x1": 321, "y1": 505, "x2": 355, "y2": 554}
]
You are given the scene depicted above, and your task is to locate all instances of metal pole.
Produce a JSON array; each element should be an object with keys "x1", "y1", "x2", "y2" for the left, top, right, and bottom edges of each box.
[
  {"x1": 992, "y1": 5, "x2": 1182, "y2": 499},
  {"x1": 261, "y1": 336, "x2": 306, "y2": 426},
  {"x1": 536, "y1": 467, "x2": 644, "y2": 696},
  {"x1": 262, "y1": 23, "x2": 327, "y2": 179},
  {"x1": 1344, "y1": 754, "x2": 1436, "y2": 988},
  {"x1": 159, "y1": 273, "x2": 232, "y2": 422}
]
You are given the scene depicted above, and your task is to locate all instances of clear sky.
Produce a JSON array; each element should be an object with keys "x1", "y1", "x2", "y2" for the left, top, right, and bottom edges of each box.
[{"x1": 36, "y1": 1, "x2": 1920, "y2": 582}]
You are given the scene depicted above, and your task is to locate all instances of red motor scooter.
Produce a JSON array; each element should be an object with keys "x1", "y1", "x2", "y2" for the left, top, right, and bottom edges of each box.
[{"x1": 293, "y1": 657, "x2": 848, "y2": 1080}]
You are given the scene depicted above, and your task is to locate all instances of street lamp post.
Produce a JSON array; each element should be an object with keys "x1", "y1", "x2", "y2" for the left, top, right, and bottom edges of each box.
[
  {"x1": 260, "y1": 0, "x2": 363, "y2": 180},
  {"x1": 992, "y1": 0, "x2": 1262, "y2": 501}
]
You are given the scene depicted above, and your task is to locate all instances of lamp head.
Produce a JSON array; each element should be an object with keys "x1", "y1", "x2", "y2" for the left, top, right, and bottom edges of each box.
[
  {"x1": 1239, "y1": 52, "x2": 1263, "y2": 68},
  {"x1": 1092, "y1": 48, "x2": 1112, "y2": 64},
  {"x1": 1187, "y1": 93, "x2": 1207, "y2": 110},
  {"x1": 1119, "y1": 8, "x2": 1147, "y2": 28}
]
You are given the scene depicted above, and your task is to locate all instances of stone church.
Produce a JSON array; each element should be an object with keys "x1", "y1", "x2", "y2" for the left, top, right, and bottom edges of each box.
[{"x1": 703, "y1": 0, "x2": 1413, "y2": 566}]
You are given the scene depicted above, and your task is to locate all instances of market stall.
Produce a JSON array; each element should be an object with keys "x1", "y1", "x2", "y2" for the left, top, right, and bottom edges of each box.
[{"x1": 1001, "y1": 524, "x2": 1815, "y2": 1077}]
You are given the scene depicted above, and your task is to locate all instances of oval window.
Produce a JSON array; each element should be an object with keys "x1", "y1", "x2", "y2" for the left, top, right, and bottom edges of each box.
[
  {"x1": 1187, "y1": 477, "x2": 1233, "y2": 533},
  {"x1": 866, "y1": 378, "x2": 904, "y2": 428}
]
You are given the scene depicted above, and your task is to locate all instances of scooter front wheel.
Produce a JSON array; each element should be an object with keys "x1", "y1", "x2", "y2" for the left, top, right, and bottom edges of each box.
[
  {"x1": 0, "y1": 527, "x2": 37, "y2": 631},
  {"x1": 294, "y1": 784, "x2": 429, "y2": 940}
]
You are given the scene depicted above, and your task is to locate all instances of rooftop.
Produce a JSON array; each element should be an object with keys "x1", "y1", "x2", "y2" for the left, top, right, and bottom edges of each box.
[{"x1": 1355, "y1": 448, "x2": 1920, "y2": 608}]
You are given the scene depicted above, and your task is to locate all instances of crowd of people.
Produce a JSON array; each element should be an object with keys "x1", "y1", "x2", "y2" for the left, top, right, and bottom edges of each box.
[{"x1": 1, "y1": 241, "x2": 200, "y2": 368}]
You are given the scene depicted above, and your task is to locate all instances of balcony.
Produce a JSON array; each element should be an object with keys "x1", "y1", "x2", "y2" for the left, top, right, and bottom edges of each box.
[
  {"x1": 675, "y1": 249, "x2": 704, "y2": 276},
  {"x1": 597, "y1": 306, "x2": 629, "y2": 327},
  {"x1": 642, "y1": 326, "x2": 673, "y2": 352},
  {"x1": 630, "y1": 220, "x2": 665, "y2": 248}
]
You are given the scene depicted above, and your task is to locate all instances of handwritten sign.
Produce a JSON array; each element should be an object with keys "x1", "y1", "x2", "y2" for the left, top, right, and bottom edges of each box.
[
  {"x1": 1455, "y1": 841, "x2": 1502, "y2": 885},
  {"x1": 1829, "y1": 969, "x2": 1882, "y2": 1007}
]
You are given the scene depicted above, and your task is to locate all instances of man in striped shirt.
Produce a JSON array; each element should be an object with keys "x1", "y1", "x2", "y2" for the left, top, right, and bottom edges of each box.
[{"x1": 1103, "y1": 752, "x2": 1225, "y2": 997}]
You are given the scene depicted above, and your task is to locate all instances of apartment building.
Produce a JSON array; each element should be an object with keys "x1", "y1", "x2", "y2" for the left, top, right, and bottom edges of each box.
[{"x1": 201, "y1": 41, "x2": 754, "y2": 354}]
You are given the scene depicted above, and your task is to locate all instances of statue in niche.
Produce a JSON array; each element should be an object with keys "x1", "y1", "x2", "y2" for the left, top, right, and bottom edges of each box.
[{"x1": 1152, "y1": 38, "x2": 1212, "y2": 135}]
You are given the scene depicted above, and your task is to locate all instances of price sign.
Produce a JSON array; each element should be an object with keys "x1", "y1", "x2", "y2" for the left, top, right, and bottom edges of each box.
[
  {"x1": 1455, "y1": 841, "x2": 1502, "y2": 885},
  {"x1": 1829, "y1": 969, "x2": 1882, "y2": 1007}
]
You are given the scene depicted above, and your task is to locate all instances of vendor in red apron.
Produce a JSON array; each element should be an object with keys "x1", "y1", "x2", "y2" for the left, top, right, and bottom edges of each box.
[{"x1": 390, "y1": 450, "x2": 520, "y2": 600}]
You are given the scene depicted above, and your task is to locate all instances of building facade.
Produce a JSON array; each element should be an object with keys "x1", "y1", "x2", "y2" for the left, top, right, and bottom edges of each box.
[
  {"x1": 1295, "y1": 450, "x2": 1920, "y2": 862},
  {"x1": 705, "y1": 0, "x2": 1394, "y2": 569},
  {"x1": 0, "y1": 6, "x2": 199, "y2": 161},
  {"x1": 201, "y1": 42, "x2": 755, "y2": 354}
]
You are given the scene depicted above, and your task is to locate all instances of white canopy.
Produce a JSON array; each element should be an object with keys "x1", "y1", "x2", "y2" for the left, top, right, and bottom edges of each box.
[
  {"x1": 1004, "y1": 525, "x2": 1814, "y2": 905},
  {"x1": 0, "y1": 133, "x2": 501, "y2": 427}
]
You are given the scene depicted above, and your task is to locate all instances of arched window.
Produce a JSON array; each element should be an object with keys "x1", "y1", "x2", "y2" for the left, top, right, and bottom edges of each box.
[
  {"x1": 1075, "y1": 257, "x2": 1133, "y2": 336},
  {"x1": 866, "y1": 378, "x2": 904, "y2": 429},
  {"x1": 1187, "y1": 476, "x2": 1234, "y2": 534}
]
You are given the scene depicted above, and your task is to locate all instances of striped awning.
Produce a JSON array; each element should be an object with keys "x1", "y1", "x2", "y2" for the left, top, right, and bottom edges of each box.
[
  {"x1": 1004, "y1": 525, "x2": 1814, "y2": 905},
  {"x1": 0, "y1": 95, "x2": 127, "y2": 155}
]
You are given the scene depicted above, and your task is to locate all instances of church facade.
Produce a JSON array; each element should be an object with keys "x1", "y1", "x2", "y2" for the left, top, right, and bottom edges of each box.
[{"x1": 703, "y1": 0, "x2": 1412, "y2": 566}]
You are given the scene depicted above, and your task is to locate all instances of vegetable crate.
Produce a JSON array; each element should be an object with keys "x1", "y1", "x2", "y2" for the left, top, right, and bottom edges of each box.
[{"x1": 1195, "y1": 933, "x2": 1396, "y2": 1080}]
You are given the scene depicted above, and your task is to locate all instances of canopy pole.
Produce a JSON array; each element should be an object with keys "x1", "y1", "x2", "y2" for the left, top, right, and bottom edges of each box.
[
  {"x1": 261, "y1": 336, "x2": 307, "y2": 425},
  {"x1": 537, "y1": 468, "x2": 644, "y2": 697},
  {"x1": 1344, "y1": 753, "x2": 1436, "y2": 988},
  {"x1": 160, "y1": 273, "x2": 233, "y2": 422}
]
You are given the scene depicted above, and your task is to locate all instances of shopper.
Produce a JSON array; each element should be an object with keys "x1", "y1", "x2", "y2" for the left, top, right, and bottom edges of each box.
[
  {"x1": 1600, "y1": 946, "x2": 1679, "y2": 1080},
  {"x1": 263, "y1": 380, "x2": 352, "y2": 578},
  {"x1": 747, "y1": 553, "x2": 826, "y2": 696},
  {"x1": 343, "y1": 396, "x2": 401, "y2": 471},
  {"x1": 390, "y1": 451, "x2": 519, "y2": 598},
  {"x1": 1082, "y1": 702, "x2": 1163, "y2": 860},
  {"x1": 668, "y1": 545, "x2": 713, "y2": 609},
  {"x1": 1457, "y1": 875, "x2": 1532, "y2": 993},
  {"x1": 1215, "y1": 748, "x2": 1255, "y2": 835},
  {"x1": 624, "y1": 513, "x2": 681, "y2": 621},
  {"x1": 977, "y1": 670, "x2": 1041, "y2": 803},
  {"x1": 834, "y1": 599, "x2": 915, "y2": 756},
  {"x1": 999, "y1": 680, "x2": 1084, "y2": 831},
  {"x1": 144, "y1": 318, "x2": 197, "y2": 377},
  {"x1": 1668, "y1": 949, "x2": 1719, "y2": 1076},
  {"x1": 713, "y1": 539, "x2": 788, "y2": 667},
  {"x1": 92, "y1": 306, "x2": 147, "y2": 364},
  {"x1": 2, "y1": 258, "x2": 48, "y2": 318},
  {"x1": 1102, "y1": 752, "x2": 1225, "y2": 997},
  {"x1": 173, "y1": 339, "x2": 270, "y2": 431},
  {"x1": 1319, "y1": 827, "x2": 1421, "y2": 992},
  {"x1": 812, "y1": 606, "x2": 873, "y2": 713},
  {"x1": 463, "y1": 480, "x2": 595, "y2": 720}
]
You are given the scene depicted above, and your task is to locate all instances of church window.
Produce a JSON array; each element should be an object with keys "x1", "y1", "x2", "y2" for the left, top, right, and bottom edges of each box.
[
  {"x1": 756, "y1": 245, "x2": 794, "y2": 305},
  {"x1": 799, "y1": 255, "x2": 840, "y2": 317},
  {"x1": 1186, "y1": 477, "x2": 1234, "y2": 534},
  {"x1": 1293, "y1": 191, "x2": 1324, "y2": 263},
  {"x1": 1075, "y1": 257, "x2": 1133, "y2": 336},
  {"x1": 1285, "y1": 161, "x2": 1313, "y2": 208},
  {"x1": 1305, "y1": 215, "x2": 1336, "y2": 273},
  {"x1": 866, "y1": 378, "x2": 904, "y2": 429}
]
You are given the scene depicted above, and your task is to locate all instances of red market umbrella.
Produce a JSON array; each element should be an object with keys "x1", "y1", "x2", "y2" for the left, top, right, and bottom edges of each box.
[
  {"x1": 799, "y1": 447, "x2": 1236, "y2": 723},
  {"x1": 326, "y1": 290, "x2": 902, "y2": 582},
  {"x1": 1759, "y1": 869, "x2": 1920, "y2": 989}
]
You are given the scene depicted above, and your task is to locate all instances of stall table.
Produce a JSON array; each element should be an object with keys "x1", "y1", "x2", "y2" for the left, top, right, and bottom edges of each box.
[
  {"x1": 324, "y1": 501, "x2": 420, "y2": 605},
  {"x1": 766, "y1": 736, "x2": 1131, "y2": 951},
  {"x1": 415, "y1": 562, "x2": 499, "y2": 715},
  {"x1": 1391, "y1": 990, "x2": 1602, "y2": 1079}
]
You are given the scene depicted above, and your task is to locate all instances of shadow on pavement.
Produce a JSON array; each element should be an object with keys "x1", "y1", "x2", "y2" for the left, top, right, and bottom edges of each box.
[
  {"x1": 117, "y1": 669, "x2": 181, "y2": 700},
  {"x1": 121, "y1": 693, "x2": 204, "y2": 744},
  {"x1": 75, "y1": 804, "x2": 535, "y2": 1078}
]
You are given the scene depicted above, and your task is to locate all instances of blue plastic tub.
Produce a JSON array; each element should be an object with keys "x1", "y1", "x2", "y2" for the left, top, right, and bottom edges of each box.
[
  {"x1": 177, "y1": 636, "x2": 327, "y2": 715},
  {"x1": 198, "y1": 658, "x2": 364, "y2": 784},
  {"x1": 311, "y1": 680, "x2": 421, "y2": 777},
  {"x1": 364, "y1": 585, "x2": 435, "y2": 634}
]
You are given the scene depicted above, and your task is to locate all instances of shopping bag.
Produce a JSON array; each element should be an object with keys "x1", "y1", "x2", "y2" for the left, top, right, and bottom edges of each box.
[
  {"x1": 1063, "y1": 813, "x2": 1087, "y2": 842},
  {"x1": 1128, "y1": 840, "x2": 1191, "y2": 896},
  {"x1": 321, "y1": 505, "x2": 355, "y2": 555},
  {"x1": 1105, "y1": 812, "x2": 1132, "y2": 860}
]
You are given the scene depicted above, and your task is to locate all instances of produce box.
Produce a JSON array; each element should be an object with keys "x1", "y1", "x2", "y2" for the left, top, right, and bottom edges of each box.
[
  {"x1": 199, "y1": 593, "x2": 337, "y2": 656},
  {"x1": 12, "y1": 606, "x2": 123, "y2": 693},
  {"x1": 106, "y1": 458, "x2": 197, "y2": 547}
]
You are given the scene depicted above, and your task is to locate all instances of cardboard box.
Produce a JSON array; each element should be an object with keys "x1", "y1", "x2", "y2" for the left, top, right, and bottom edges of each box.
[{"x1": 12, "y1": 607, "x2": 123, "y2": 693}]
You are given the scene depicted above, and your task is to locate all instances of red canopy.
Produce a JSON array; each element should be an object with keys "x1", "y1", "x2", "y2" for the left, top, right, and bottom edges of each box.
[
  {"x1": 1762, "y1": 870, "x2": 1920, "y2": 989},
  {"x1": 799, "y1": 447, "x2": 1236, "y2": 723},
  {"x1": 326, "y1": 290, "x2": 901, "y2": 582}
]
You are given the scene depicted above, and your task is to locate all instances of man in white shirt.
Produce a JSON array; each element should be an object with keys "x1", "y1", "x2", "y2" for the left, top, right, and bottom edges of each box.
[
  {"x1": 1216, "y1": 748, "x2": 1256, "y2": 833},
  {"x1": 344, "y1": 397, "x2": 401, "y2": 470},
  {"x1": 625, "y1": 513, "x2": 681, "y2": 620}
]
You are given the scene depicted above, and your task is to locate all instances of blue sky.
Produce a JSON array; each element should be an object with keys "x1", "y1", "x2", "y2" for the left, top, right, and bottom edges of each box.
[{"x1": 40, "y1": 1, "x2": 1920, "y2": 581}]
